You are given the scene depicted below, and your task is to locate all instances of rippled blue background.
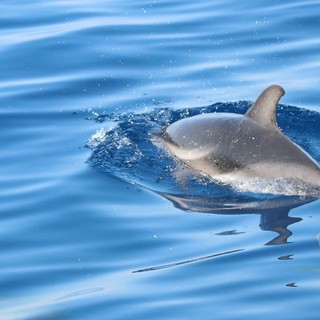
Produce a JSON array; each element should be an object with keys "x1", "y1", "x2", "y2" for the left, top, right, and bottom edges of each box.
[{"x1": 1, "y1": 1, "x2": 320, "y2": 319}]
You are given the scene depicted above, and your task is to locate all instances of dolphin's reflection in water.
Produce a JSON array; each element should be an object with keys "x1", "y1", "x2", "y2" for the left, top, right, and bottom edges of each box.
[
  {"x1": 159, "y1": 192, "x2": 316, "y2": 245},
  {"x1": 133, "y1": 193, "x2": 317, "y2": 273}
]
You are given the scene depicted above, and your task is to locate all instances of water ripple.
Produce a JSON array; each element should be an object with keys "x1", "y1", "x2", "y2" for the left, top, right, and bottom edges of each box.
[{"x1": 2, "y1": 0, "x2": 320, "y2": 319}]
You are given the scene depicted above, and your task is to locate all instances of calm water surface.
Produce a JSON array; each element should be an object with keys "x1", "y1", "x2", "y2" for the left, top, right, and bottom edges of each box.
[{"x1": 1, "y1": 1, "x2": 320, "y2": 319}]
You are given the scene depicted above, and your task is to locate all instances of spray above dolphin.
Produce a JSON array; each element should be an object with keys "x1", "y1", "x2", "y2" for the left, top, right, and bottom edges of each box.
[{"x1": 160, "y1": 85, "x2": 320, "y2": 192}]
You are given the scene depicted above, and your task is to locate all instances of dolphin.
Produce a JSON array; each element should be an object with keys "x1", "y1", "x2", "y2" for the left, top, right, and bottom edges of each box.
[{"x1": 161, "y1": 85, "x2": 320, "y2": 187}]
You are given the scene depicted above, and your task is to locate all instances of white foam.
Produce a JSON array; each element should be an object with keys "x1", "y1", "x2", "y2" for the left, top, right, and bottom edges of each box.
[
  {"x1": 87, "y1": 128, "x2": 107, "y2": 149},
  {"x1": 219, "y1": 176, "x2": 320, "y2": 197}
]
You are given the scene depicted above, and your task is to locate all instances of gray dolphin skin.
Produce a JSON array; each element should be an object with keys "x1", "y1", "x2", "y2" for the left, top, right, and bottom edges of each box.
[{"x1": 162, "y1": 85, "x2": 320, "y2": 186}]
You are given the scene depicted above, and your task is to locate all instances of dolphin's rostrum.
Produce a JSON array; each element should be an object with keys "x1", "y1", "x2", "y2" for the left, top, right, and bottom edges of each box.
[{"x1": 161, "y1": 85, "x2": 320, "y2": 189}]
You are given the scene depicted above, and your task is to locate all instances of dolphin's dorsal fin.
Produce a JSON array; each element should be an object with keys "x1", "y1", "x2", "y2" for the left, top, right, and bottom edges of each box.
[{"x1": 245, "y1": 85, "x2": 285, "y2": 129}]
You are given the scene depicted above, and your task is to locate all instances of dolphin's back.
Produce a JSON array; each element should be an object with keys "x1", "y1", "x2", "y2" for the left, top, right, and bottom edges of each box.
[
  {"x1": 161, "y1": 85, "x2": 320, "y2": 186},
  {"x1": 164, "y1": 113, "x2": 242, "y2": 153},
  {"x1": 163, "y1": 112, "x2": 320, "y2": 183}
]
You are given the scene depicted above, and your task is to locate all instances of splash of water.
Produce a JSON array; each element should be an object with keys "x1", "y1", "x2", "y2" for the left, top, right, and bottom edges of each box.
[{"x1": 86, "y1": 102, "x2": 320, "y2": 205}]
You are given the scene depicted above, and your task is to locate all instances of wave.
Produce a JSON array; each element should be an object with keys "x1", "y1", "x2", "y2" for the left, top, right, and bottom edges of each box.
[{"x1": 86, "y1": 102, "x2": 320, "y2": 210}]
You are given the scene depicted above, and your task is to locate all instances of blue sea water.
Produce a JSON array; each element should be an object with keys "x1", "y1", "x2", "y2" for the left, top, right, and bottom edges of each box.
[{"x1": 1, "y1": 0, "x2": 320, "y2": 319}]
